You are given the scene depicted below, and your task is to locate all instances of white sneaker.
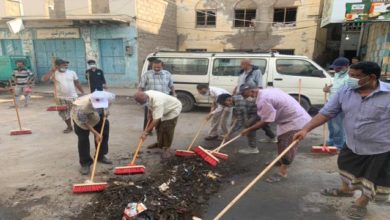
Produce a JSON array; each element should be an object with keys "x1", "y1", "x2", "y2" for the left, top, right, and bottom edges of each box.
[
  {"x1": 259, "y1": 137, "x2": 278, "y2": 143},
  {"x1": 238, "y1": 147, "x2": 259, "y2": 154}
]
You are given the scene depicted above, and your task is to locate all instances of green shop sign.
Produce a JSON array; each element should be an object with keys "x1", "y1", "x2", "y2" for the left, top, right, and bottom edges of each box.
[{"x1": 345, "y1": 0, "x2": 390, "y2": 21}]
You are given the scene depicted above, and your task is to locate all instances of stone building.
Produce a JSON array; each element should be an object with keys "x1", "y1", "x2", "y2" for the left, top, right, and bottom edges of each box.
[
  {"x1": 176, "y1": 0, "x2": 327, "y2": 63},
  {"x1": 0, "y1": 0, "x2": 177, "y2": 87}
]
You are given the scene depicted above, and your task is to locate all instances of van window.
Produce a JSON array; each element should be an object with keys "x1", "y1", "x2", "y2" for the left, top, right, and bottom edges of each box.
[
  {"x1": 154, "y1": 58, "x2": 208, "y2": 75},
  {"x1": 212, "y1": 58, "x2": 267, "y2": 76},
  {"x1": 276, "y1": 59, "x2": 323, "y2": 77}
]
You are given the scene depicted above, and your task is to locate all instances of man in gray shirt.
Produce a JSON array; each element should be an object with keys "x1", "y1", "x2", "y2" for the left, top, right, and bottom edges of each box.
[
  {"x1": 233, "y1": 59, "x2": 263, "y2": 95},
  {"x1": 294, "y1": 62, "x2": 390, "y2": 219}
]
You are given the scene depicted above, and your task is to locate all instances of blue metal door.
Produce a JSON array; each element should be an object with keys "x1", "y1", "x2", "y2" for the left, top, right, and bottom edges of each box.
[
  {"x1": 0, "y1": 39, "x2": 23, "y2": 55},
  {"x1": 99, "y1": 39, "x2": 125, "y2": 74},
  {"x1": 34, "y1": 39, "x2": 86, "y2": 81}
]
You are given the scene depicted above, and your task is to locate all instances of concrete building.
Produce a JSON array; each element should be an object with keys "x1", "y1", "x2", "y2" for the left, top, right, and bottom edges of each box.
[
  {"x1": 0, "y1": 0, "x2": 176, "y2": 87},
  {"x1": 176, "y1": 0, "x2": 327, "y2": 63}
]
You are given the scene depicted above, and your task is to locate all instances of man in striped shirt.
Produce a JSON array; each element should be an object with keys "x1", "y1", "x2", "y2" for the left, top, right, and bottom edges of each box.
[{"x1": 11, "y1": 60, "x2": 34, "y2": 107}]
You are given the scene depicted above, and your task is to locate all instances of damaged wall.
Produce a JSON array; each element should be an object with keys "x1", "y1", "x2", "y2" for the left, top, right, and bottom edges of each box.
[
  {"x1": 177, "y1": 0, "x2": 325, "y2": 59},
  {"x1": 136, "y1": 0, "x2": 178, "y2": 75}
]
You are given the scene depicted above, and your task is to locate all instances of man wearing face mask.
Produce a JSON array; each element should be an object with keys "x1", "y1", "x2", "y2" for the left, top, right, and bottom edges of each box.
[
  {"x1": 134, "y1": 90, "x2": 182, "y2": 158},
  {"x1": 43, "y1": 59, "x2": 85, "y2": 133},
  {"x1": 323, "y1": 57, "x2": 350, "y2": 151},
  {"x1": 294, "y1": 62, "x2": 390, "y2": 219},
  {"x1": 85, "y1": 60, "x2": 107, "y2": 92},
  {"x1": 138, "y1": 59, "x2": 176, "y2": 134},
  {"x1": 240, "y1": 83, "x2": 311, "y2": 182}
]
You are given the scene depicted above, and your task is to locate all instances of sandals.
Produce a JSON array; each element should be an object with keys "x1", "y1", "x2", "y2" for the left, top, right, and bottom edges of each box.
[
  {"x1": 63, "y1": 127, "x2": 73, "y2": 133},
  {"x1": 346, "y1": 205, "x2": 367, "y2": 220},
  {"x1": 265, "y1": 173, "x2": 288, "y2": 183},
  {"x1": 320, "y1": 188, "x2": 354, "y2": 197}
]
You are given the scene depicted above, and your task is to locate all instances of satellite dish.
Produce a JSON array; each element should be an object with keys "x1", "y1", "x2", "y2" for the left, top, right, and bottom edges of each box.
[{"x1": 7, "y1": 18, "x2": 24, "y2": 34}]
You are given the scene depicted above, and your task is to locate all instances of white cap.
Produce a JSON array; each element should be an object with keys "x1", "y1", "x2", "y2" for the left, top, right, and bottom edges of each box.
[{"x1": 90, "y1": 91, "x2": 115, "y2": 109}]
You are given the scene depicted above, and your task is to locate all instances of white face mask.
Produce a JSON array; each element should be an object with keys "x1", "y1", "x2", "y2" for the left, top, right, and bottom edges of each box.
[
  {"x1": 89, "y1": 64, "x2": 97, "y2": 69},
  {"x1": 59, "y1": 67, "x2": 67, "y2": 72},
  {"x1": 246, "y1": 97, "x2": 255, "y2": 102}
]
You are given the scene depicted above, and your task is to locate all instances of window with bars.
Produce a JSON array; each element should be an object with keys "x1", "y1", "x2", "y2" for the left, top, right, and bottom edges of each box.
[
  {"x1": 234, "y1": 9, "x2": 256, "y2": 27},
  {"x1": 196, "y1": 10, "x2": 216, "y2": 27},
  {"x1": 273, "y1": 8, "x2": 297, "y2": 26}
]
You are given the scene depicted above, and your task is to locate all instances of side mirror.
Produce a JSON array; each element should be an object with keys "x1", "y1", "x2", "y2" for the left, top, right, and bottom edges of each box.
[{"x1": 312, "y1": 70, "x2": 325, "y2": 78}]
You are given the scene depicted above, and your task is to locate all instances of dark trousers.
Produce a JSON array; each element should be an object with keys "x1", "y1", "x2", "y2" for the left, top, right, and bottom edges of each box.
[
  {"x1": 156, "y1": 117, "x2": 178, "y2": 149},
  {"x1": 143, "y1": 106, "x2": 148, "y2": 129},
  {"x1": 263, "y1": 124, "x2": 276, "y2": 139},
  {"x1": 74, "y1": 117, "x2": 110, "y2": 166}
]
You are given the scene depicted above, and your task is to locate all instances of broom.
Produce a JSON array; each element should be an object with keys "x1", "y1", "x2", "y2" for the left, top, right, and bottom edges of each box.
[
  {"x1": 114, "y1": 120, "x2": 152, "y2": 175},
  {"x1": 194, "y1": 135, "x2": 241, "y2": 166},
  {"x1": 311, "y1": 90, "x2": 337, "y2": 154},
  {"x1": 47, "y1": 56, "x2": 67, "y2": 111},
  {"x1": 73, "y1": 113, "x2": 108, "y2": 193},
  {"x1": 175, "y1": 118, "x2": 209, "y2": 157},
  {"x1": 208, "y1": 119, "x2": 238, "y2": 160},
  {"x1": 213, "y1": 140, "x2": 300, "y2": 220},
  {"x1": 9, "y1": 81, "x2": 32, "y2": 136}
]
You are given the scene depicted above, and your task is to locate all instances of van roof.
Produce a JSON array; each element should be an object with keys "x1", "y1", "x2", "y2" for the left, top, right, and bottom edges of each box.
[{"x1": 147, "y1": 51, "x2": 308, "y2": 59}]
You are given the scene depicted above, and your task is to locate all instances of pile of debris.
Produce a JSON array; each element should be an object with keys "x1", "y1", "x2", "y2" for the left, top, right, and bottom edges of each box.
[{"x1": 77, "y1": 157, "x2": 235, "y2": 220}]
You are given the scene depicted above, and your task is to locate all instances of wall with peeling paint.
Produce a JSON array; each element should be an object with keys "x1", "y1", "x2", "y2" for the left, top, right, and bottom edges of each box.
[{"x1": 176, "y1": 0, "x2": 326, "y2": 60}]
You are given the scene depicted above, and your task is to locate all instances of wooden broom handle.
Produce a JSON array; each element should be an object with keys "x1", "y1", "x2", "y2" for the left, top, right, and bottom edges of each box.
[
  {"x1": 298, "y1": 78, "x2": 302, "y2": 104},
  {"x1": 9, "y1": 81, "x2": 22, "y2": 130},
  {"x1": 212, "y1": 134, "x2": 241, "y2": 152},
  {"x1": 90, "y1": 112, "x2": 107, "y2": 182},
  {"x1": 213, "y1": 139, "x2": 300, "y2": 220},
  {"x1": 130, "y1": 120, "x2": 152, "y2": 165},
  {"x1": 186, "y1": 118, "x2": 208, "y2": 151},
  {"x1": 50, "y1": 56, "x2": 61, "y2": 105},
  {"x1": 216, "y1": 119, "x2": 238, "y2": 151},
  {"x1": 322, "y1": 92, "x2": 327, "y2": 147}
]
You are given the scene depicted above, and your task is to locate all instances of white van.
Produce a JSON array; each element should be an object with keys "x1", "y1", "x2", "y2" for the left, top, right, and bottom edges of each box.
[{"x1": 141, "y1": 52, "x2": 332, "y2": 112}]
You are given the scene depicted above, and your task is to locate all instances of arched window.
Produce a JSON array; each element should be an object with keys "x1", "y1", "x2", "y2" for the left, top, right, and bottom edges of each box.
[
  {"x1": 234, "y1": 0, "x2": 257, "y2": 27},
  {"x1": 195, "y1": 0, "x2": 217, "y2": 27}
]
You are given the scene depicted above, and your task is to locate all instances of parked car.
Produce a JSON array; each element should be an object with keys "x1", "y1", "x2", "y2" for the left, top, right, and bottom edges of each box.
[{"x1": 142, "y1": 52, "x2": 332, "y2": 112}]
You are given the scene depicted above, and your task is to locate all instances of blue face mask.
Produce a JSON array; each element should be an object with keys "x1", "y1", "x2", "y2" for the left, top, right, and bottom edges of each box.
[{"x1": 347, "y1": 76, "x2": 368, "y2": 89}]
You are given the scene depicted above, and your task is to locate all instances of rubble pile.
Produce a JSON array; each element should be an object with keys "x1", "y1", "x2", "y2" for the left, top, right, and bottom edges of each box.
[{"x1": 78, "y1": 157, "x2": 235, "y2": 220}]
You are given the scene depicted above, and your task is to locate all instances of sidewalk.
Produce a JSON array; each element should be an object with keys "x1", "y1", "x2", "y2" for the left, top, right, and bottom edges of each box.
[{"x1": 32, "y1": 83, "x2": 137, "y2": 97}]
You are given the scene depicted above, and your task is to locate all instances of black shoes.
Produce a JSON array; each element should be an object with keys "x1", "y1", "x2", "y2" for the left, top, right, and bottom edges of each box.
[{"x1": 98, "y1": 156, "x2": 112, "y2": 164}]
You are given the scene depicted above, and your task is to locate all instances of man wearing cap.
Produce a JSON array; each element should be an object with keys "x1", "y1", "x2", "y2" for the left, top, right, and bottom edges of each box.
[
  {"x1": 85, "y1": 60, "x2": 107, "y2": 93},
  {"x1": 72, "y1": 91, "x2": 115, "y2": 175},
  {"x1": 11, "y1": 60, "x2": 34, "y2": 107},
  {"x1": 240, "y1": 83, "x2": 311, "y2": 182},
  {"x1": 323, "y1": 57, "x2": 349, "y2": 151},
  {"x1": 134, "y1": 90, "x2": 182, "y2": 158},
  {"x1": 43, "y1": 59, "x2": 85, "y2": 133}
]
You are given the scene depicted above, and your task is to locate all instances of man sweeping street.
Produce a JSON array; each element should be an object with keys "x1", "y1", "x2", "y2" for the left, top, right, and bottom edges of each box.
[
  {"x1": 134, "y1": 90, "x2": 182, "y2": 159},
  {"x1": 72, "y1": 91, "x2": 115, "y2": 175},
  {"x1": 323, "y1": 57, "x2": 349, "y2": 151},
  {"x1": 85, "y1": 59, "x2": 107, "y2": 92},
  {"x1": 11, "y1": 60, "x2": 34, "y2": 107},
  {"x1": 294, "y1": 62, "x2": 390, "y2": 219},
  {"x1": 42, "y1": 59, "x2": 85, "y2": 133},
  {"x1": 240, "y1": 83, "x2": 311, "y2": 182},
  {"x1": 138, "y1": 59, "x2": 176, "y2": 132}
]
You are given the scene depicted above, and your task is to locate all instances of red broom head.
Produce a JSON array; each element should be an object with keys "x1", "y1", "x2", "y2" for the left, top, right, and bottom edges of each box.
[
  {"x1": 72, "y1": 182, "x2": 107, "y2": 193},
  {"x1": 114, "y1": 165, "x2": 145, "y2": 175},
  {"x1": 211, "y1": 151, "x2": 229, "y2": 161},
  {"x1": 47, "y1": 105, "x2": 68, "y2": 111},
  {"x1": 175, "y1": 150, "x2": 196, "y2": 157},
  {"x1": 194, "y1": 146, "x2": 219, "y2": 167},
  {"x1": 10, "y1": 129, "x2": 32, "y2": 136},
  {"x1": 311, "y1": 146, "x2": 338, "y2": 154}
]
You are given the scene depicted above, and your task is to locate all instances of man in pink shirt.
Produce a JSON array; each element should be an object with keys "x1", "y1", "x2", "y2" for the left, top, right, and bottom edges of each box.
[{"x1": 240, "y1": 83, "x2": 311, "y2": 183}]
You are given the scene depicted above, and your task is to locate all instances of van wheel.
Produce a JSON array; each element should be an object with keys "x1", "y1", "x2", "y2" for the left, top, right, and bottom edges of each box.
[
  {"x1": 292, "y1": 95, "x2": 311, "y2": 112},
  {"x1": 177, "y1": 92, "x2": 195, "y2": 112}
]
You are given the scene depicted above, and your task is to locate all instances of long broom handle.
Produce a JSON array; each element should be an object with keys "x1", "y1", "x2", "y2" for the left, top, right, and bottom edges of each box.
[
  {"x1": 9, "y1": 81, "x2": 22, "y2": 130},
  {"x1": 213, "y1": 139, "x2": 300, "y2": 220},
  {"x1": 130, "y1": 120, "x2": 152, "y2": 165},
  {"x1": 186, "y1": 118, "x2": 208, "y2": 151},
  {"x1": 217, "y1": 119, "x2": 238, "y2": 151},
  {"x1": 298, "y1": 78, "x2": 302, "y2": 104},
  {"x1": 212, "y1": 134, "x2": 241, "y2": 152},
  {"x1": 50, "y1": 56, "x2": 61, "y2": 106},
  {"x1": 322, "y1": 92, "x2": 327, "y2": 147},
  {"x1": 90, "y1": 113, "x2": 107, "y2": 182}
]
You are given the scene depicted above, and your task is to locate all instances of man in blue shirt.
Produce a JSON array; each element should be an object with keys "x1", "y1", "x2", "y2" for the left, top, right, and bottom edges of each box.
[
  {"x1": 323, "y1": 57, "x2": 349, "y2": 150},
  {"x1": 294, "y1": 62, "x2": 390, "y2": 219}
]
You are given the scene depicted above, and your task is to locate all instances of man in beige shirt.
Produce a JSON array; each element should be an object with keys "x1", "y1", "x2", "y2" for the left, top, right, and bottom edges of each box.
[{"x1": 134, "y1": 90, "x2": 182, "y2": 158}]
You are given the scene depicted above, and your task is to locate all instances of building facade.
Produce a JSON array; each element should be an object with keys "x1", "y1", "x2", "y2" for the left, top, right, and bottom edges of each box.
[
  {"x1": 176, "y1": 0, "x2": 327, "y2": 63},
  {"x1": 0, "y1": 0, "x2": 176, "y2": 87}
]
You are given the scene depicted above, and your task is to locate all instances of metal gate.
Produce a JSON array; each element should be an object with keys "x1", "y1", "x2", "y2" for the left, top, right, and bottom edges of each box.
[
  {"x1": 34, "y1": 39, "x2": 86, "y2": 81},
  {"x1": 0, "y1": 39, "x2": 23, "y2": 56},
  {"x1": 99, "y1": 39, "x2": 125, "y2": 74}
]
